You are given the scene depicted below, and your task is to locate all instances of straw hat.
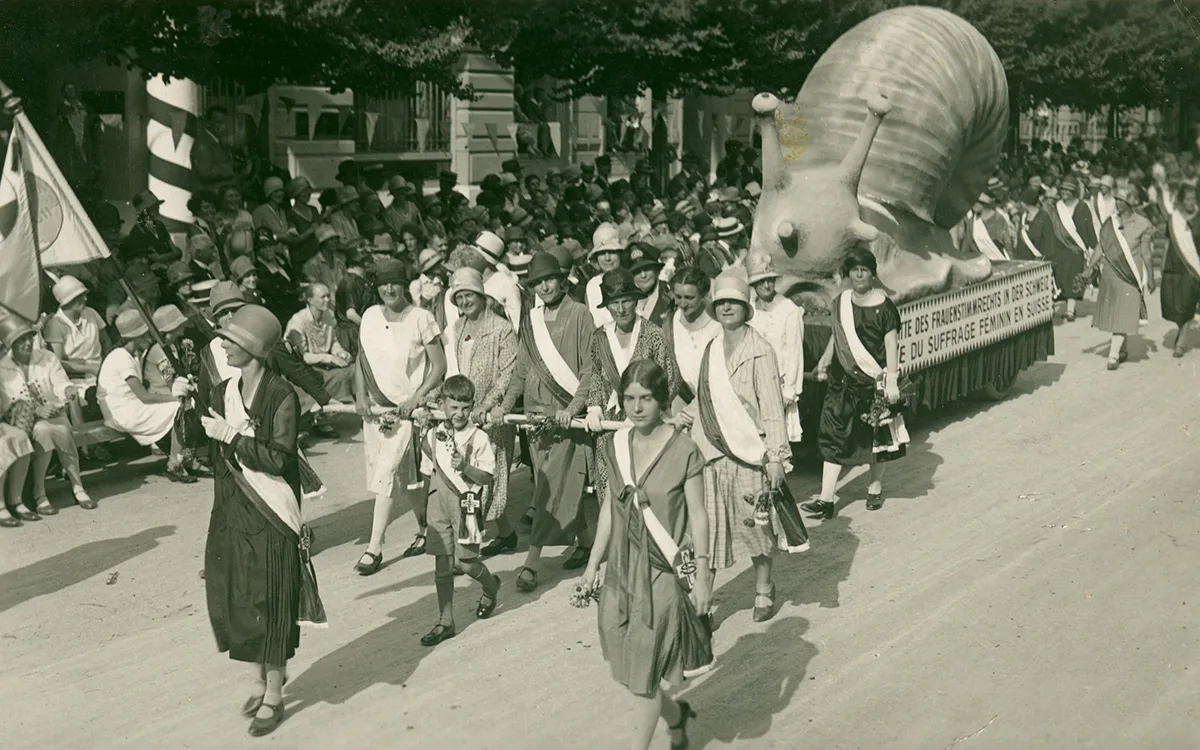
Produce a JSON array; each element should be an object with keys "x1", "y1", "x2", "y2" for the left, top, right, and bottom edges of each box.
[
  {"x1": 508, "y1": 252, "x2": 533, "y2": 276},
  {"x1": 0, "y1": 315, "x2": 35, "y2": 349},
  {"x1": 745, "y1": 252, "x2": 782, "y2": 285},
  {"x1": 708, "y1": 272, "x2": 754, "y2": 322},
  {"x1": 52, "y1": 275, "x2": 89, "y2": 306},
  {"x1": 448, "y1": 267, "x2": 486, "y2": 300},
  {"x1": 152, "y1": 304, "x2": 188, "y2": 334},
  {"x1": 209, "y1": 281, "x2": 247, "y2": 317},
  {"x1": 526, "y1": 252, "x2": 566, "y2": 286},
  {"x1": 115, "y1": 310, "x2": 150, "y2": 340},
  {"x1": 230, "y1": 255, "x2": 256, "y2": 282},
  {"x1": 713, "y1": 216, "x2": 745, "y2": 238},
  {"x1": 745, "y1": 182, "x2": 762, "y2": 199},
  {"x1": 417, "y1": 248, "x2": 444, "y2": 274},
  {"x1": 597, "y1": 269, "x2": 645, "y2": 308},
  {"x1": 473, "y1": 230, "x2": 506, "y2": 266},
  {"x1": 590, "y1": 222, "x2": 625, "y2": 257},
  {"x1": 218, "y1": 305, "x2": 282, "y2": 360},
  {"x1": 978, "y1": 192, "x2": 994, "y2": 206}
]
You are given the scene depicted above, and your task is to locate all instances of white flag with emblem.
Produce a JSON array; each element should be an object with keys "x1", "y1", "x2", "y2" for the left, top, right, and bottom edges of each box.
[{"x1": 0, "y1": 126, "x2": 41, "y2": 321}]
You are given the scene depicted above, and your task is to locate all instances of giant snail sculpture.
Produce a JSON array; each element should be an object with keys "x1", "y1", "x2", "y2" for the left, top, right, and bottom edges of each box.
[{"x1": 748, "y1": 6, "x2": 1010, "y2": 308}]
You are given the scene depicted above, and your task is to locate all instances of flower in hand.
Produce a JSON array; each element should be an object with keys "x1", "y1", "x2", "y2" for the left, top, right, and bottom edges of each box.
[{"x1": 569, "y1": 574, "x2": 601, "y2": 609}]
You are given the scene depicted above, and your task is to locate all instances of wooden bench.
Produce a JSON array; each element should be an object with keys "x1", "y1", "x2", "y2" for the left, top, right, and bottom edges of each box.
[{"x1": 71, "y1": 420, "x2": 126, "y2": 448}]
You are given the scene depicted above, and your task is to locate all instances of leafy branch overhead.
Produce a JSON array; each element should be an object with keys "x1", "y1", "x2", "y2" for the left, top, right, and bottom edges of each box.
[{"x1": 0, "y1": 0, "x2": 1198, "y2": 110}]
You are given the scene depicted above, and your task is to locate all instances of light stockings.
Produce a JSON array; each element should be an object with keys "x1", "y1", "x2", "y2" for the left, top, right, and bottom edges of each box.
[
  {"x1": 1108, "y1": 334, "x2": 1126, "y2": 361},
  {"x1": 2, "y1": 455, "x2": 31, "y2": 514},
  {"x1": 629, "y1": 689, "x2": 684, "y2": 750},
  {"x1": 367, "y1": 491, "x2": 401, "y2": 556},
  {"x1": 820, "y1": 461, "x2": 886, "y2": 502}
]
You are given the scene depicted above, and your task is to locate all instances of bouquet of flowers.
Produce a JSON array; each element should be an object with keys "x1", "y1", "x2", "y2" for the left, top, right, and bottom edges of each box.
[
  {"x1": 569, "y1": 579, "x2": 602, "y2": 609},
  {"x1": 522, "y1": 413, "x2": 563, "y2": 438}
]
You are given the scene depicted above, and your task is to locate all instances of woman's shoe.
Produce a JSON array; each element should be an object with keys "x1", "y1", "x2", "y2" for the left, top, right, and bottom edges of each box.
[
  {"x1": 1118, "y1": 348, "x2": 1129, "y2": 364},
  {"x1": 477, "y1": 577, "x2": 502, "y2": 619},
  {"x1": 480, "y1": 532, "x2": 518, "y2": 557},
  {"x1": 1174, "y1": 345, "x2": 1187, "y2": 359},
  {"x1": 248, "y1": 702, "x2": 285, "y2": 737},
  {"x1": 354, "y1": 551, "x2": 383, "y2": 576},
  {"x1": 800, "y1": 497, "x2": 837, "y2": 520},
  {"x1": 753, "y1": 584, "x2": 777, "y2": 623},
  {"x1": 0, "y1": 509, "x2": 21, "y2": 528},
  {"x1": 669, "y1": 700, "x2": 697, "y2": 750},
  {"x1": 515, "y1": 566, "x2": 539, "y2": 593},
  {"x1": 1106, "y1": 358, "x2": 1120, "y2": 371},
  {"x1": 866, "y1": 491, "x2": 884, "y2": 511},
  {"x1": 14, "y1": 507, "x2": 41, "y2": 522},
  {"x1": 165, "y1": 464, "x2": 198, "y2": 484},
  {"x1": 563, "y1": 546, "x2": 590, "y2": 570},
  {"x1": 73, "y1": 487, "x2": 97, "y2": 510},
  {"x1": 420, "y1": 623, "x2": 457, "y2": 647},
  {"x1": 401, "y1": 533, "x2": 427, "y2": 559},
  {"x1": 33, "y1": 496, "x2": 57, "y2": 516}
]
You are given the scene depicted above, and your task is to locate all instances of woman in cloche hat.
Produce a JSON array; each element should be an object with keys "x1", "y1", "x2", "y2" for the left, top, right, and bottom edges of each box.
[
  {"x1": 0, "y1": 322, "x2": 33, "y2": 526},
  {"x1": 96, "y1": 310, "x2": 198, "y2": 482},
  {"x1": 0, "y1": 315, "x2": 91, "y2": 520},
  {"x1": 678, "y1": 269, "x2": 808, "y2": 623},
  {"x1": 202, "y1": 304, "x2": 327, "y2": 737},
  {"x1": 353, "y1": 259, "x2": 447, "y2": 575}
]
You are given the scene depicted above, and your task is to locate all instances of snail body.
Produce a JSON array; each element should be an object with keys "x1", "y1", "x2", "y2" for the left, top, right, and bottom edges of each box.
[{"x1": 750, "y1": 6, "x2": 1009, "y2": 305}]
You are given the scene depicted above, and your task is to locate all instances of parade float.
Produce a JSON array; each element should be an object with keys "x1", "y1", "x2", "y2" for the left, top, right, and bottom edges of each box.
[{"x1": 749, "y1": 5, "x2": 1055, "y2": 420}]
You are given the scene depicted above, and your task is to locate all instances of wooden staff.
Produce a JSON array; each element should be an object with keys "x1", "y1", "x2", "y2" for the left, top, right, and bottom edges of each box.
[{"x1": 320, "y1": 403, "x2": 626, "y2": 432}]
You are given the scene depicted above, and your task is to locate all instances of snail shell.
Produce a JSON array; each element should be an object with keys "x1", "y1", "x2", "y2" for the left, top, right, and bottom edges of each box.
[{"x1": 780, "y1": 6, "x2": 1008, "y2": 229}]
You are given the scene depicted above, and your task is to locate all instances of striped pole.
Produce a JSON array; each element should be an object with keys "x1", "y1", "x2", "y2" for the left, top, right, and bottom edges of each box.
[{"x1": 146, "y1": 75, "x2": 199, "y2": 242}]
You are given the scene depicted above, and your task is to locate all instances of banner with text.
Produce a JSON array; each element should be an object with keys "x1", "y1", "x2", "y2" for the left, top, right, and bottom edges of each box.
[{"x1": 897, "y1": 261, "x2": 1055, "y2": 373}]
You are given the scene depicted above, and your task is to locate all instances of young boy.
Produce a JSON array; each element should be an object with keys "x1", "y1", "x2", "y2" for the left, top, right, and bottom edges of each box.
[{"x1": 418, "y1": 375, "x2": 503, "y2": 647}]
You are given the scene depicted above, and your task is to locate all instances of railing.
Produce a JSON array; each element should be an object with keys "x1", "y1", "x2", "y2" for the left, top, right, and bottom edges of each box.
[{"x1": 356, "y1": 82, "x2": 451, "y2": 155}]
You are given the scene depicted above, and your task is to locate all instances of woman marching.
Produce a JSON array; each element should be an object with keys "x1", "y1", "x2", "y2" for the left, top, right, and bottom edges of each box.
[
  {"x1": 442, "y1": 267, "x2": 522, "y2": 556},
  {"x1": 802, "y1": 247, "x2": 909, "y2": 520},
  {"x1": 682, "y1": 271, "x2": 807, "y2": 624},
  {"x1": 1161, "y1": 185, "x2": 1200, "y2": 358},
  {"x1": 582, "y1": 359, "x2": 712, "y2": 750},
  {"x1": 354, "y1": 259, "x2": 446, "y2": 573},
  {"x1": 201, "y1": 305, "x2": 327, "y2": 737},
  {"x1": 1083, "y1": 184, "x2": 1155, "y2": 370}
]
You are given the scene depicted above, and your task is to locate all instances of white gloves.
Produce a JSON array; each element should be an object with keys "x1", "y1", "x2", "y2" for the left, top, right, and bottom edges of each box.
[
  {"x1": 200, "y1": 415, "x2": 239, "y2": 444},
  {"x1": 171, "y1": 377, "x2": 193, "y2": 399}
]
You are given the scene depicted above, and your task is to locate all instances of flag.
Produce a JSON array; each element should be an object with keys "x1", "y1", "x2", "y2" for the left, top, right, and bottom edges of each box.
[
  {"x1": 13, "y1": 115, "x2": 110, "y2": 267},
  {"x1": 0, "y1": 127, "x2": 41, "y2": 321}
]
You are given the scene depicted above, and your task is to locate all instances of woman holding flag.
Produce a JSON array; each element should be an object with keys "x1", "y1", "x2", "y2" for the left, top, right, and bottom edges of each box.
[
  {"x1": 201, "y1": 304, "x2": 326, "y2": 738},
  {"x1": 681, "y1": 270, "x2": 807, "y2": 624},
  {"x1": 1082, "y1": 184, "x2": 1155, "y2": 370},
  {"x1": 803, "y1": 247, "x2": 908, "y2": 520},
  {"x1": 353, "y1": 259, "x2": 446, "y2": 575}
]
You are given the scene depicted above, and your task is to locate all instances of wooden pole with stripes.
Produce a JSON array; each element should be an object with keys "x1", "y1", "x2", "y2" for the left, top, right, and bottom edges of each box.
[{"x1": 145, "y1": 75, "x2": 199, "y2": 245}]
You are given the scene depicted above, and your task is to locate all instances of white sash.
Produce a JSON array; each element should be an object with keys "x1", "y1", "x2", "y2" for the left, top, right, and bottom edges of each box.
[
  {"x1": 1169, "y1": 211, "x2": 1200, "y2": 280},
  {"x1": 360, "y1": 306, "x2": 419, "y2": 405},
  {"x1": 637, "y1": 283, "x2": 660, "y2": 320},
  {"x1": 1110, "y1": 217, "x2": 1144, "y2": 290},
  {"x1": 1085, "y1": 199, "x2": 1102, "y2": 239},
  {"x1": 1020, "y1": 218, "x2": 1044, "y2": 259},
  {"x1": 837, "y1": 292, "x2": 910, "y2": 451},
  {"x1": 971, "y1": 215, "x2": 1007, "y2": 261},
  {"x1": 208, "y1": 338, "x2": 239, "y2": 382},
  {"x1": 603, "y1": 317, "x2": 641, "y2": 410},
  {"x1": 1056, "y1": 201, "x2": 1089, "y2": 253},
  {"x1": 703, "y1": 333, "x2": 766, "y2": 466},
  {"x1": 1096, "y1": 195, "x2": 1117, "y2": 226},
  {"x1": 673, "y1": 310, "x2": 717, "y2": 390},
  {"x1": 429, "y1": 426, "x2": 480, "y2": 495},
  {"x1": 223, "y1": 373, "x2": 304, "y2": 535},
  {"x1": 612, "y1": 427, "x2": 682, "y2": 562},
  {"x1": 528, "y1": 306, "x2": 581, "y2": 394},
  {"x1": 1153, "y1": 184, "x2": 1175, "y2": 216}
]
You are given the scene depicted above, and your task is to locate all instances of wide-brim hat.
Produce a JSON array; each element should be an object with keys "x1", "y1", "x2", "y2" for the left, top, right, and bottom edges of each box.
[
  {"x1": 133, "y1": 190, "x2": 163, "y2": 214},
  {"x1": 449, "y1": 267, "x2": 486, "y2": 300},
  {"x1": 526, "y1": 252, "x2": 566, "y2": 286},
  {"x1": 627, "y1": 243, "x2": 664, "y2": 274},
  {"x1": 508, "y1": 253, "x2": 533, "y2": 276},
  {"x1": 115, "y1": 310, "x2": 150, "y2": 340},
  {"x1": 218, "y1": 305, "x2": 282, "y2": 360},
  {"x1": 387, "y1": 175, "x2": 413, "y2": 193},
  {"x1": 374, "y1": 258, "x2": 408, "y2": 286},
  {"x1": 713, "y1": 216, "x2": 745, "y2": 238},
  {"x1": 473, "y1": 230, "x2": 506, "y2": 266},
  {"x1": 547, "y1": 244, "x2": 574, "y2": 271},
  {"x1": 596, "y1": 268, "x2": 645, "y2": 308},
  {"x1": 52, "y1": 275, "x2": 89, "y2": 306},
  {"x1": 510, "y1": 207, "x2": 533, "y2": 226},
  {"x1": 0, "y1": 315, "x2": 35, "y2": 349},
  {"x1": 590, "y1": 222, "x2": 625, "y2": 257},
  {"x1": 209, "y1": 280, "x2": 247, "y2": 317},
  {"x1": 745, "y1": 182, "x2": 762, "y2": 199},
  {"x1": 987, "y1": 176, "x2": 1004, "y2": 191},
  {"x1": 1100, "y1": 174, "x2": 1116, "y2": 189},
  {"x1": 417, "y1": 248, "x2": 444, "y2": 274},
  {"x1": 152, "y1": 304, "x2": 188, "y2": 334},
  {"x1": 745, "y1": 251, "x2": 782, "y2": 284},
  {"x1": 708, "y1": 271, "x2": 754, "y2": 322}
]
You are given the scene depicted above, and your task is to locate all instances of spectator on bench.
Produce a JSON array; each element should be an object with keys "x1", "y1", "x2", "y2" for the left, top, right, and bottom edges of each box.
[{"x1": 285, "y1": 283, "x2": 356, "y2": 404}]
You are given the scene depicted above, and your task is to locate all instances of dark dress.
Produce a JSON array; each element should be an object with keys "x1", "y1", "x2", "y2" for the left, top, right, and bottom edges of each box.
[
  {"x1": 1161, "y1": 209, "x2": 1200, "y2": 327},
  {"x1": 205, "y1": 372, "x2": 303, "y2": 665},
  {"x1": 819, "y1": 297, "x2": 905, "y2": 466},
  {"x1": 597, "y1": 429, "x2": 712, "y2": 696}
]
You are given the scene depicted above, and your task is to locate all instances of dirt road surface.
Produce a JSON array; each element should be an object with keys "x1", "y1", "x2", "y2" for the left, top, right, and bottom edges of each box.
[{"x1": 2, "y1": 297, "x2": 1198, "y2": 750}]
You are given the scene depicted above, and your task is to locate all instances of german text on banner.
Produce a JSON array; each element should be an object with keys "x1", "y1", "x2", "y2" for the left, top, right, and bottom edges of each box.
[
  {"x1": 0, "y1": 128, "x2": 41, "y2": 321},
  {"x1": 13, "y1": 116, "x2": 110, "y2": 267}
]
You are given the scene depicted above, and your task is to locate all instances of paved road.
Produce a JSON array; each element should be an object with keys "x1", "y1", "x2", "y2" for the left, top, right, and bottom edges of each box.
[{"x1": 2, "y1": 294, "x2": 1198, "y2": 750}]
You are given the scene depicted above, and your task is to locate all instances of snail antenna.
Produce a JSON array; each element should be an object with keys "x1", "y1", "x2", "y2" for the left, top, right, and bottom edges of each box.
[
  {"x1": 838, "y1": 92, "x2": 891, "y2": 192},
  {"x1": 752, "y1": 93, "x2": 788, "y2": 191}
]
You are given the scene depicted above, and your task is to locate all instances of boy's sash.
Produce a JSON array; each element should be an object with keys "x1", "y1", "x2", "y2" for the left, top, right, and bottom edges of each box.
[
  {"x1": 1101, "y1": 217, "x2": 1143, "y2": 290},
  {"x1": 600, "y1": 318, "x2": 641, "y2": 411},
  {"x1": 696, "y1": 333, "x2": 767, "y2": 467},
  {"x1": 422, "y1": 427, "x2": 484, "y2": 545},
  {"x1": 832, "y1": 292, "x2": 910, "y2": 451},
  {"x1": 222, "y1": 373, "x2": 327, "y2": 628},
  {"x1": 1168, "y1": 210, "x2": 1200, "y2": 280},
  {"x1": 1054, "y1": 201, "x2": 1090, "y2": 254},
  {"x1": 524, "y1": 306, "x2": 580, "y2": 405}
]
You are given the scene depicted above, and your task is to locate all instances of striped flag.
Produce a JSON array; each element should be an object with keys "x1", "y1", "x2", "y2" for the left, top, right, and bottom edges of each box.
[{"x1": 0, "y1": 126, "x2": 41, "y2": 321}]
